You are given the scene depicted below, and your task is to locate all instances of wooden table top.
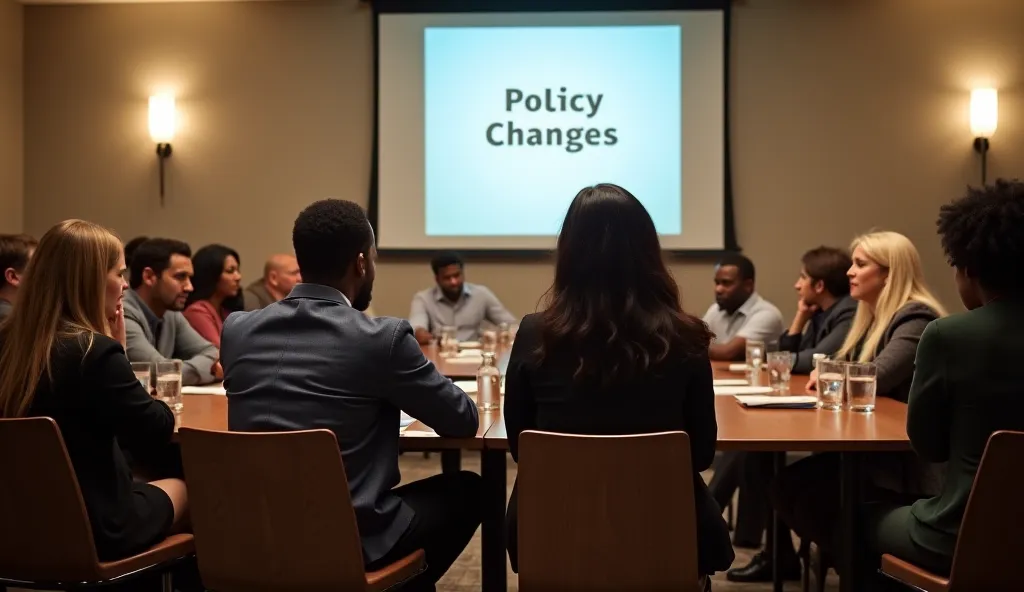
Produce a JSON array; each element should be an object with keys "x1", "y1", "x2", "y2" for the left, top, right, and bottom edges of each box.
[{"x1": 176, "y1": 355, "x2": 910, "y2": 453}]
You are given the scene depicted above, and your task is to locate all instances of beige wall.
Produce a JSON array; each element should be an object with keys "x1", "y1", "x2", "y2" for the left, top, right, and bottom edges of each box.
[
  {"x1": 0, "y1": 0, "x2": 22, "y2": 233},
  {"x1": 23, "y1": 0, "x2": 1024, "y2": 320}
]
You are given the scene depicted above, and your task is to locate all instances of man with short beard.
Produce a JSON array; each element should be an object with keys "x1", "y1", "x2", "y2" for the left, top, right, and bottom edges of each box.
[
  {"x1": 123, "y1": 238, "x2": 220, "y2": 386},
  {"x1": 223, "y1": 199, "x2": 482, "y2": 590}
]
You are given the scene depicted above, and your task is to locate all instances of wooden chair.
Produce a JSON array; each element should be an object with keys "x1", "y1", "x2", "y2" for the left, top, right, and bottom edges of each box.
[
  {"x1": 0, "y1": 417, "x2": 194, "y2": 591},
  {"x1": 178, "y1": 427, "x2": 426, "y2": 592},
  {"x1": 517, "y1": 430, "x2": 704, "y2": 592},
  {"x1": 880, "y1": 430, "x2": 1024, "y2": 591}
]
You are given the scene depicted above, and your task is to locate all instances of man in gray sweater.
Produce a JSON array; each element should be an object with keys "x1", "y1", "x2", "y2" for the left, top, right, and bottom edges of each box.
[{"x1": 122, "y1": 238, "x2": 220, "y2": 386}]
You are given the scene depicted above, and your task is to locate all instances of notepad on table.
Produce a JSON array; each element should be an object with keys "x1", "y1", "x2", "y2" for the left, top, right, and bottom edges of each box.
[
  {"x1": 728, "y1": 363, "x2": 749, "y2": 373},
  {"x1": 735, "y1": 395, "x2": 817, "y2": 409},
  {"x1": 400, "y1": 412, "x2": 416, "y2": 428},
  {"x1": 713, "y1": 385, "x2": 773, "y2": 396}
]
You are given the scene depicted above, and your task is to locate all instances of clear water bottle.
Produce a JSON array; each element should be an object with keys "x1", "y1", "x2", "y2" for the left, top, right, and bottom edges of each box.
[{"x1": 476, "y1": 352, "x2": 501, "y2": 410}]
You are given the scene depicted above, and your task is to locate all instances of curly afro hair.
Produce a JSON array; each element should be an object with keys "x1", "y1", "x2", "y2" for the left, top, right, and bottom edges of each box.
[{"x1": 936, "y1": 178, "x2": 1024, "y2": 294}]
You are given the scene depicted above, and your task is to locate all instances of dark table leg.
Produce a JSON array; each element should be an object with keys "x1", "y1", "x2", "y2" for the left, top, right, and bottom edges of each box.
[
  {"x1": 481, "y1": 449, "x2": 508, "y2": 592},
  {"x1": 771, "y1": 451, "x2": 785, "y2": 592},
  {"x1": 441, "y1": 449, "x2": 461, "y2": 474},
  {"x1": 840, "y1": 451, "x2": 862, "y2": 592}
]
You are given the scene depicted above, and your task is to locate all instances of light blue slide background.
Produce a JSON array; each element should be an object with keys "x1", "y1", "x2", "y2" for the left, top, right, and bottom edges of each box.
[{"x1": 424, "y1": 25, "x2": 682, "y2": 236}]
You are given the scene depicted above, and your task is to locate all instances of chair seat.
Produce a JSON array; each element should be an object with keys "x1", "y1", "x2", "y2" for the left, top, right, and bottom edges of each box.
[
  {"x1": 880, "y1": 554, "x2": 950, "y2": 592},
  {"x1": 96, "y1": 533, "x2": 195, "y2": 581},
  {"x1": 365, "y1": 549, "x2": 426, "y2": 592}
]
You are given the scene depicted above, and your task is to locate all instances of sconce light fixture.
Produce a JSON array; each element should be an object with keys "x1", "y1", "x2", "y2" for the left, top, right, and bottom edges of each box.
[
  {"x1": 970, "y1": 88, "x2": 997, "y2": 185},
  {"x1": 149, "y1": 94, "x2": 176, "y2": 204}
]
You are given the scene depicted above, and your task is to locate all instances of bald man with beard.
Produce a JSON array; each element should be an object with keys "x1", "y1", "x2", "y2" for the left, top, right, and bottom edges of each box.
[{"x1": 243, "y1": 254, "x2": 303, "y2": 311}]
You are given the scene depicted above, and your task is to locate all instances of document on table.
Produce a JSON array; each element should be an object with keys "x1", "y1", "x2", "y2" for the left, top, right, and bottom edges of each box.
[
  {"x1": 735, "y1": 395, "x2": 817, "y2": 409},
  {"x1": 182, "y1": 384, "x2": 227, "y2": 395}
]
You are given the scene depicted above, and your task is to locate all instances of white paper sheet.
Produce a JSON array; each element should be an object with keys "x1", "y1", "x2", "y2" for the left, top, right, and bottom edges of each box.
[
  {"x1": 712, "y1": 378, "x2": 748, "y2": 386},
  {"x1": 182, "y1": 384, "x2": 227, "y2": 396},
  {"x1": 735, "y1": 395, "x2": 817, "y2": 407},
  {"x1": 713, "y1": 385, "x2": 773, "y2": 396}
]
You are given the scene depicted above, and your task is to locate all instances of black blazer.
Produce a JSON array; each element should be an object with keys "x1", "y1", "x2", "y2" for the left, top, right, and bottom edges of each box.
[
  {"x1": 23, "y1": 332, "x2": 177, "y2": 560},
  {"x1": 503, "y1": 313, "x2": 735, "y2": 575}
]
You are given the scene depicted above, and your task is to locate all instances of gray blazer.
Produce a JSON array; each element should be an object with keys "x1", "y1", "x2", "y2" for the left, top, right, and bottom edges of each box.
[
  {"x1": 122, "y1": 289, "x2": 219, "y2": 386},
  {"x1": 222, "y1": 283, "x2": 479, "y2": 563}
]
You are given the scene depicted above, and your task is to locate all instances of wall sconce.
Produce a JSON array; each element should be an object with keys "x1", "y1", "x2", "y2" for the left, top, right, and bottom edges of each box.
[
  {"x1": 149, "y1": 94, "x2": 176, "y2": 204},
  {"x1": 970, "y1": 88, "x2": 997, "y2": 185}
]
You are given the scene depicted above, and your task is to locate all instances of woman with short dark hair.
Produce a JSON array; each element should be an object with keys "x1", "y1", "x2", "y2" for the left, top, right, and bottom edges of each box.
[{"x1": 503, "y1": 183, "x2": 734, "y2": 589}]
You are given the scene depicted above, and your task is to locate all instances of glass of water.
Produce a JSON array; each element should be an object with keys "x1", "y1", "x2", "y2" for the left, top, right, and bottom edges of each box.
[
  {"x1": 745, "y1": 339, "x2": 765, "y2": 383},
  {"x1": 766, "y1": 351, "x2": 795, "y2": 394},
  {"x1": 130, "y1": 362, "x2": 152, "y2": 393},
  {"x1": 155, "y1": 359, "x2": 183, "y2": 415},
  {"x1": 481, "y1": 330, "x2": 498, "y2": 353},
  {"x1": 817, "y1": 359, "x2": 846, "y2": 411},
  {"x1": 846, "y1": 362, "x2": 877, "y2": 412},
  {"x1": 438, "y1": 326, "x2": 458, "y2": 357}
]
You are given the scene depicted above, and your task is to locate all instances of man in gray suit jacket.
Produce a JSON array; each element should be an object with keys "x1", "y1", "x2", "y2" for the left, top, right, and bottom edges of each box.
[
  {"x1": 223, "y1": 199, "x2": 481, "y2": 590},
  {"x1": 123, "y1": 238, "x2": 220, "y2": 386}
]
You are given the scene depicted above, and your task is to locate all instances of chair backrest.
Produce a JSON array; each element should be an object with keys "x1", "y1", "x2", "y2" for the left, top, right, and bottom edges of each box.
[
  {"x1": 517, "y1": 430, "x2": 700, "y2": 592},
  {"x1": 0, "y1": 417, "x2": 102, "y2": 582},
  {"x1": 178, "y1": 427, "x2": 369, "y2": 592},
  {"x1": 947, "y1": 430, "x2": 1024, "y2": 590}
]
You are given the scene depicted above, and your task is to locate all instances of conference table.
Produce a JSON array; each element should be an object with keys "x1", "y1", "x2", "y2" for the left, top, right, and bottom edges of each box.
[{"x1": 176, "y1": 352, "x2": 910, "y2": 592}]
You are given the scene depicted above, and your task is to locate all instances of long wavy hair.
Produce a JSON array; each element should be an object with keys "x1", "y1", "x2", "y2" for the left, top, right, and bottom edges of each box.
[
  {"x1": 0, "y1": 220, "x2": 122, "y2": 417},
  {"x1": 186, "y1": 244, "x2": 244, "y2": 312},
  {"x1": 537, "y1": 184, "x2": 712, "y2": 387},
  {"x1": 837, "y1": 231, "x2": 947, "y2": 362}
]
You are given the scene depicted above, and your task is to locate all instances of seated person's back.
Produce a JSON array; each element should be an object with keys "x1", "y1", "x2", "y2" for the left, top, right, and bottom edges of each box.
[
  {"x1": 503, "y1": 184, "x2": 734, "y2": 579},
  {"x1": 224, "y1": 199, "x2": 480, "y2": 584},
  {"x1": 901, "y1": 179, "x2": 1024, "y2": 563}
]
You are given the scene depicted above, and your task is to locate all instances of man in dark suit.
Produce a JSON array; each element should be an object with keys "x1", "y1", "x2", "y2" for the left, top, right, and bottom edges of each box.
[{"x1": 223, "y1": 199, "x2": 482, "y2": 590}]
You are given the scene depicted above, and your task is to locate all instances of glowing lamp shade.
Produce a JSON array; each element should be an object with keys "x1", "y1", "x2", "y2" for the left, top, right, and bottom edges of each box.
[
  {"x1": 970, "y1": 88, "x2": 998, "y2": 138},
  {"x1": 149, "y1": 95, "x2": 177, "y2": 144}
]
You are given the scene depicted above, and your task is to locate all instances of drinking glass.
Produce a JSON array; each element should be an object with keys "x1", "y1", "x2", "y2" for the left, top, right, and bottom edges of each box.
[
  {"x1": 130, "y1": 362, "x2": 152, "y2": 393},
  {"x1": 481, "y1": 330, "x2": 498, "y2": 353},
  {"x1": 766, "y1": 351, "x2": 795, "y2": 394},
  {"x1": 846, "y1": 362, "x2": 878, "y2": 412},
  {"x1": 155, "y1": 360, "x2": 183, "y2": 415},
  {"x1": 438, "y1": 326, "x2": 458, "y2": 357},
  {"x1": 497, "y1": 322, "x2": 513, "y2": 350},
  {"x1": 816, "y1": 360, "x2": 846, "y2": 411},
  {"x1": 745, "y1": 340, "x2": 765, "y2": 384}
]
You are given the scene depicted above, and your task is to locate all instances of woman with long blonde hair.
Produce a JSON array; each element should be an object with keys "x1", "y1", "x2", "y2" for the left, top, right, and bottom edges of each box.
[
  {"x1": 0, "y1": 220, "x2": 188, "y2": 562},
  {"x1": 770, "y1": 230, "x2": 946, "y2": 568}
]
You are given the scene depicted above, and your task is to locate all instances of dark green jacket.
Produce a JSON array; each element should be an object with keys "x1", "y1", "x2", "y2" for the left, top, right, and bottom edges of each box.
[{"x1": 907, "y1": 299, "x2": 1024, "y2": 558}]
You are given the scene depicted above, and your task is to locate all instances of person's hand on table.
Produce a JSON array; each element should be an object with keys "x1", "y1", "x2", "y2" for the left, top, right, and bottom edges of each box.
[
  {"x1": 806, "y1": 367, "x2": 818, "y2": 392},
  {"x1": 414, "y1": 328, "x2": 434, "y2": 346},
  {"x1": 212, "y1": 360, "x2": 224, "y2": 381}
]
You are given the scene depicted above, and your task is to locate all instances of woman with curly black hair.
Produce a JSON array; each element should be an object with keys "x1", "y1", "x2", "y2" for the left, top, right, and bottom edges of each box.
[{"x1": 859, "y1": 178, "x2": 1024, "y2": 581}]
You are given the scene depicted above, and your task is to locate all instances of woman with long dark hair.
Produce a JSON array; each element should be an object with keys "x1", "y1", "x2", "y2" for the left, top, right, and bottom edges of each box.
[
  {"x1": 503, "y1": 184, "x2": 734, "y2": 588},
  {"x1": 183, "y1": 244, "x2": 243, "y2": 348}
]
